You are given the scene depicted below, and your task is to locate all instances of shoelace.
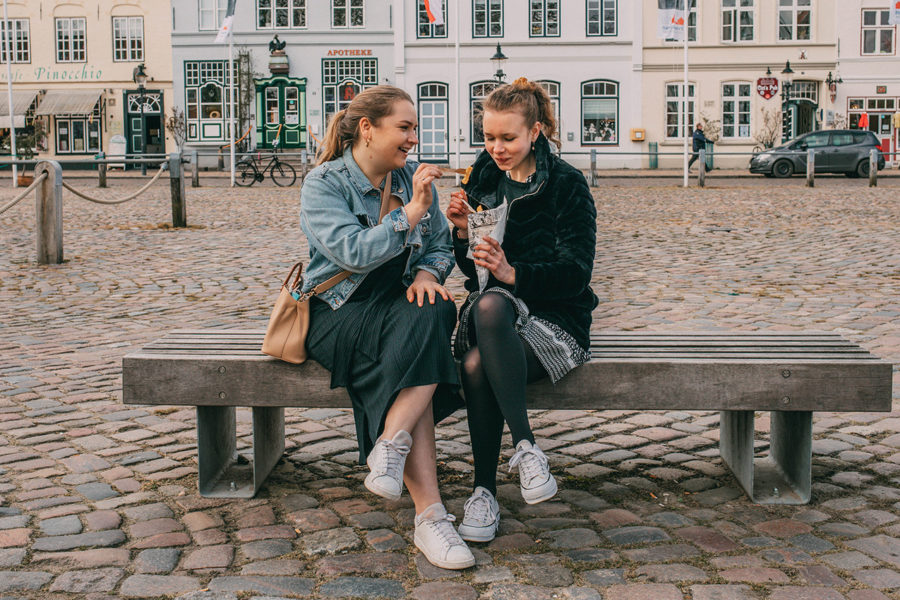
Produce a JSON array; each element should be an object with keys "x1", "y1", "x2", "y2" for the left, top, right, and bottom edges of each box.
[
  {"x1": 426, "y1": 513, "x2": 464, "y2": 547},
  {"x1": 509, "y1": 446, "x2": 547, "y2": 486},
  {"x1": 374, "y1": 438, "x2": 410, "y2": 479},
  {"x1": 464, "y1": 492, "x2": 495, "y2": 524}
]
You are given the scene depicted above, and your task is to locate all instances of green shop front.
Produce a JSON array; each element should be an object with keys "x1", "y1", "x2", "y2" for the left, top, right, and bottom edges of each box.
[{"x1": 255, "y1": 76, "x2": 307, "y2": 149}]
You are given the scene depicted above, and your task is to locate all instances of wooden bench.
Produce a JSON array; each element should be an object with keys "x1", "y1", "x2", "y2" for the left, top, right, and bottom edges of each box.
[{"x1": 122, "y1": 330, "x2": 892, "y2": 505}]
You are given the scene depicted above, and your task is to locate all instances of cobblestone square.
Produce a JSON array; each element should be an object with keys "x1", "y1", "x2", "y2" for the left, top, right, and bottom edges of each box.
[{"x1": 1, "y1": 174, "x2": 899, "y2": 599}]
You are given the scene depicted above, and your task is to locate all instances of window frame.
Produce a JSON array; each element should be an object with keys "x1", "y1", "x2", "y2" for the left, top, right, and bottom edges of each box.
[
  {"x1": 112, "y1": 16, "x2": 144, "y2": 62},
  {"x1": 537, "y1": 80, "x2": 561, "y2": 132},
  {"x1": 469, "y1": 80, "x2": 500, "y2": 146},
  {"x1": 416, "y1": 0, "x2": 447, "y2": 38},
  {"x1": 721, "y1": 0, "x2": 755, "y2": 43},
  {"x1": 199, "y1": 0, "x2": 229, "y2": 31},
  {"x1": 331, "y1": 0, "x2": 365, "y2": 29},
  {"x1": 580, "y1": 79, "x2": 619, "y2": 146},
  {"x1": 0, "y1": 18, "x2": 30, "y2": 64},
  {"x1": 55, "y1": 105, "x2": 102, "y2": 155},
  {"x1": 586, "y1": 0, "x2": 617, "y2": 37},
  {"x1": 778, "y1": 0, "x2": 812, "y2": 42},
  {"x1": 417, "y1": 81, "x2": 450, "y2": 162},
  {"x1": 257, "y1": 0, "x2": 308, "y2": 29},
  {"x1": 55, "y1": 17, "x2": 87, "y2": 63},
  {"x1": 530, "y1": 0, "x2": 560, "y2": 38},
  {"x1": 472, "y1": 0, "x2": 503, "y2": 38},
  {"x1": 860, "y1": 9, "x2": 895, "y2": 56},
  {"x1": 665, "y1": 81, "x2": 696, "y2": 140},
  {"x1": 184, "y1": 59, "x2": 239, "y2": 142},
  {"x1": 321, "y1": 57, "x2": 378, "y2": 124},
  {"x1": 721, "y1": 81, "x2": 752, "y2": 139}
]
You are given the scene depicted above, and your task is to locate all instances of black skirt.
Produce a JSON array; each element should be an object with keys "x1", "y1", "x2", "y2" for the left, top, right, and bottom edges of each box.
[{"x1": 306, "y1": 251, "x2": 462, "y2": 463}]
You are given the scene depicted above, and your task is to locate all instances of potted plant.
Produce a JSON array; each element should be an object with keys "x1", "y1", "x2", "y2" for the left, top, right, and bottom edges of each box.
[{"x1": 12, "y1": 120, "x2": 45, "y2": 185}]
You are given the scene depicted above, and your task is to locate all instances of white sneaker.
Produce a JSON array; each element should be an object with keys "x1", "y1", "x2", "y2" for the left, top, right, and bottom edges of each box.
[
  {"x1": 509, "y1": 439, "x2": 557, "y2": 504},
  {"x1": 414, "y1": 503, "x2": 476, "y2": 570},
  {"x1": 458, "y1": 486, "x2": 501, "y2": 542},
  {"x1": 364, "y1": 430, "x2": 412, "y2": 501}
]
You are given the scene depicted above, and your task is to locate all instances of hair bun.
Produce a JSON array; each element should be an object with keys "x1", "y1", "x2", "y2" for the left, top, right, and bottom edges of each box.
[{"x1": 512, "y1": 77, "x2": 531, "y2": 88}]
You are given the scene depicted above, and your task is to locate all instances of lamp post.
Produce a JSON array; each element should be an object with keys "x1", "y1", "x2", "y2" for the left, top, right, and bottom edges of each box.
[
  {"x1": 490, "y1": 43, "x2": 507, "y2": 84},
  {"x1": 780, "y1": 61, "x2": 794, "y2": 142},
  {"x1": 825, "y1": 71, "x2": 843, "y2": 104},
  {"x1": 133, "y1": 63, "x2": 148, "y2": 175}
]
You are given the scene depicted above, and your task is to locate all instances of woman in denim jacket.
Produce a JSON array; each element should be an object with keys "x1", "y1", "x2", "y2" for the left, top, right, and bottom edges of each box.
[{"x1": 300, "y1": 86, "x2": 474, "y2": 569}]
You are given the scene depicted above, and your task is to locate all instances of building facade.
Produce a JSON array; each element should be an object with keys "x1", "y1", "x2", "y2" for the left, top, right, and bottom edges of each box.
[{"x1": 1, "y1": 0, "x2": 174, "y2": 161}]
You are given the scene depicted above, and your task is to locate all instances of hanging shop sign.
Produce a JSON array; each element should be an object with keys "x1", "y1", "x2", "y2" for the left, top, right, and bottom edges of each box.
[{"x1": 757, "y1": 77, "x2": 779, "y2": 100}]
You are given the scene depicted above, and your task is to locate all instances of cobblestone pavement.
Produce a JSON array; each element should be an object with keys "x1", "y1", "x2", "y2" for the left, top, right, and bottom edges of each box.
[{"x1": 1, "y1": 176, "x2": 899, "y2": 600}]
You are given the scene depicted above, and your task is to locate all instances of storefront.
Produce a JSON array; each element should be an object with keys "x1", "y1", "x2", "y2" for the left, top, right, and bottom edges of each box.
[
  {"x1": 34, "y1": 90, "x2": 104, "y2": 155},
  {"x1": 848, "y1": 96, "x2": 898, "y2": 165},
  {"x1": 124, "y1": 89, "x2": 165, "y2": 156},
  {"x1": 254, "y1": 75, "x2": 307, "y2": 149}
]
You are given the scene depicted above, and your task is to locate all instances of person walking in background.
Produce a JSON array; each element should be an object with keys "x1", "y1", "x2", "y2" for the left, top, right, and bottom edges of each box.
[
  {"x1": 688, "y1": 122, "x2": 712, "y2": 169},
  {"x1": 445, "y1": 78, "x2": 598, "y2": 543}
]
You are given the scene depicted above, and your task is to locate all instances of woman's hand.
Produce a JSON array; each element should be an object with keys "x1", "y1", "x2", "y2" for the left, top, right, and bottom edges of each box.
[
  {"x1": 446, "y1": 190, "x2": 471, "y2": 236},
  {"x1": 473, "y1": 236, "x2": 515, "y2": 285},
  {"x1": 403, "y1": 163, "x2": 442, "y2": 229},
  {"x1": 406, "y1": 270, "x2": 452, "y2": 307}
]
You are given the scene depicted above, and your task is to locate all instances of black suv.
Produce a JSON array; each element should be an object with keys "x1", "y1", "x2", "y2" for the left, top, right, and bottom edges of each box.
[{"x1": 749, "y1": 129, "x2": 886, "y2": 178}]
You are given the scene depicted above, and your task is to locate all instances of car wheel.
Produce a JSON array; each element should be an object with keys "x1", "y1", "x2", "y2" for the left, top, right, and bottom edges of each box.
[
  {"x1": 856, "y1": 160, "x2": 870, "y2": 178},
  {"x1": 773, "y1": 160, "x2": 793, "y2": 178}
]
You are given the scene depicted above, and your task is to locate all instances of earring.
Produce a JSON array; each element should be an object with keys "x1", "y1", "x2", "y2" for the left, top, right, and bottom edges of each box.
[
  {"x1": 531, "y1": 140, "x2": 535, "y2": 152},
  {"x1": 365, "y1": 137, "x2": 370, "y2": 147}
]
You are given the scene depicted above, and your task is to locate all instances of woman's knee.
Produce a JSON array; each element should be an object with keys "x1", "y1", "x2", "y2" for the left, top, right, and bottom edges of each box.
[
  {"x1": 472, "y1": 292, "x2": 514, "y2": 331},
  {"x1": 461, "y1": 348, "x2": 485, "y2": 384}
]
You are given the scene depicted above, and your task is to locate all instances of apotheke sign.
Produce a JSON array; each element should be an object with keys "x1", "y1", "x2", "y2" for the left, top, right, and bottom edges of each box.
[{"x1": 0, "y1": 65, "x2": 104, "y2": 82}]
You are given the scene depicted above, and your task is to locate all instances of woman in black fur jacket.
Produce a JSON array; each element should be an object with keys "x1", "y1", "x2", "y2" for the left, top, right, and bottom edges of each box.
[{"x1": 446, "y1": 78, "x2": 598, "y2": 543}]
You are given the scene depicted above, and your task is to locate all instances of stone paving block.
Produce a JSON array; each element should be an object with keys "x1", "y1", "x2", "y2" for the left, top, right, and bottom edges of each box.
[
  {"x1": 316, "y1": 553, "x2": 407, "y2": 576},
  {"x1": 208, "y1": 575, "x2": 317, "y2": 597},
  {"x1": 32, "y1": 529, "x2": 125, "y2": 551},
  {"x1": 847, "y1": 535, "x2": 900, "y2": 568},
  {"x1": 543, "y1": 528, "x2": 601, "y2": 549},
  {"x1": 301, "y1": 527, "x2": 360, "y2": 555},
  {"x1": 415, "y1": 552, "x2": 463, "y2": 580},
  {"x1": 719, "y1": 567, "x2": 790, "y2": 584},
  {"x1": 288, "y1": 508, "x2": 341, "y2": 532},
  {"x1": 31, "y1": 548, "x2": 130, "y2": 568},
  {"x1": 49, "y1": 567, "x2": 124, "y2": 593},
  {"x1": 0, "y1": 528, "x2": 29, "y2": 547},
  {"x1": 484, "y1": 583, "x2": 558, "y2": 600},
  {"x1": 0, "y1": 515, "x2": 29, "y2": 530},
  {"x1": 242, "y1": 539, "x2": 294, "y2": 560},
  {"x1": 0, "y1": 570, "x2": 53, "y2": 592},
  {"x1": 603, "y1": 526, "x2": 670, "y2": 545},
  {"x1": 182, "y1": 544, "x2": 234, "y2": 570},
  {"x1": 236, "y1": 525, "x2": 296, "y2": 542},
  {"x1": 590, "y1": 509, "x2": 640, "y2": 529},
  {"x1": 689, "y1": 584, "x2": 756, "y2": 600},
  {"x1": 122, "y1": 502, "x2": 174, "y2": 521},
  {"x1": 622, "y1": 543, "x2": 700, "y2": 563},
  {"x1": 676, "y1": 526, "x2": 741, "y2": 553},
  {"x1": 635, "y1": 563, "x2": 707, "y2": 582},
  {"x1": 852, "y1": 568, "x2": 900, "y2": 589},
  {"x1": 767, "y1": 587, "x2": 846, "y2": 600},
  {"x1": 410, "y1": 581, "x2": 477, "y2": 600},
  {"x1": 0, "y1": 548, "x2": 26, "y2": 567},
  {"x1": 240, "y1": 558, "x2": 306, "y2": 575},
  {"x1": 473, "y1": 565, "x2": 515, "y2": 584},
  {"x1": 129, "y1": 517, "x2": 182, "y2": 538},
  {"x1": 796, "y1": 564, "x2": 847, "y2": 586},
  {"x1": 846, "y1": 591, "x2": 892, "y2": 600},
  {"x1": 760, "y1": 547, "x2": 814, "y2": 565},
  {"x1": 193, "y1": 528, "x2": 229, "y2": 546},
  {"x1": 129, "y1": 531, "x2": 192, "y2": 549},
  {"x1": 604, "y1": 583, "x2": 684, "y2": 600},
  {"x1": 84, "y1": 510, "x2": 121, "y2": 531},
  {"x1": 236, "y1": 505, "x2": 277, "y2": 528},
  {"x1": 39, "y1": 514, "x2": 83, "y2": 536},
  {"x1": 119, "y1": 574, "x2": 202, "y2": 598},
  {"x1": 364, "y1": 528, "x2": 407, "y2": 551},
  {"x1": 134, "y1": 548, "x2": 181, "y2": 574}
]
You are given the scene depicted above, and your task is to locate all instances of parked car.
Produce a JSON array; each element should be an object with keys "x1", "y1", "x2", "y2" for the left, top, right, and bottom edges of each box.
[{"x1": 749, "y1": 129, "x2": 886, "y2": 178}]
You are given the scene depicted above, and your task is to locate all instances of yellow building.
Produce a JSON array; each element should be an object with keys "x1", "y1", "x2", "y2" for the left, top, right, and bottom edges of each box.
[
  {"x1": 641, "y1": 0, "x2": 837, "y2": 168},
  {"x1": 1, "y1": 0, "x2": 174, "y2": 161}
]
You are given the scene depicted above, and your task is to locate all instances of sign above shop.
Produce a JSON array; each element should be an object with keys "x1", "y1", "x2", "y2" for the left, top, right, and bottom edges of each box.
[
  {"x1": 0, "y1": 65, "x2": 104, "y2": 83},
  {"x1": 326, "y1": 49, "x2": 373, "y2": 57},
  {"x1": 876, "y1": 86, "x2": 887, "y2": 94},
  {"x1": 757, "y1": 77, "x2": 779, "y2": 100}
]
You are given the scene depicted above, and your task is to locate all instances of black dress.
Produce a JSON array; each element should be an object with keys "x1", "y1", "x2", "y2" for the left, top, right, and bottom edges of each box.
[{"x1": 306, "y1": 250, "x2": 462, "y2": 463}]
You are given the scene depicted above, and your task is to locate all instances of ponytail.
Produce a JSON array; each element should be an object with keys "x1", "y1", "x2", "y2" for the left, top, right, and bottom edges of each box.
[
  {"x1": 483, "y1": 77, "x2": 561, "y2": 150},
  {"x1": 316, "y1": 85, "x2": 414, "y2": 165}
]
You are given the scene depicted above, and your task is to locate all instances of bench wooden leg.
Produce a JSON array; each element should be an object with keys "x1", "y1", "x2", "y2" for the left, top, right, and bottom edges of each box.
[
  {"x1": 196, "y1": 406, "x2": 285, "y2": 498},
  {"x1": 720, "y1": 410, "x2": 812, "y2": 505}
]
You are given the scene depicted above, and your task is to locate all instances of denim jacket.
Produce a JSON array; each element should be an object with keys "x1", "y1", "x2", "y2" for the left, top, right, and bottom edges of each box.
[{"x1": 299, "y1": 151, "x2": 454, "y2": 309}]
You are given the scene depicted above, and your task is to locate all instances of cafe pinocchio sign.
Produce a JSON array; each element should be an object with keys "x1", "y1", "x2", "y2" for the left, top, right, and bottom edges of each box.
[{"x1": 757, "y1": 77, "x2": 779, "y2": 100}]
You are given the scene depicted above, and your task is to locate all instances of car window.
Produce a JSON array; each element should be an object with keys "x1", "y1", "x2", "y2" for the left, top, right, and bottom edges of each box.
[
  {"x1": 852, "y1": 131, "x2": 869, "y2": 144},
  {"x1": 803, "y1": 133, "x2": 831, "y2": 148},
  {"x1": 832, "y1": 133, "x2": 855, "y2": 146}
]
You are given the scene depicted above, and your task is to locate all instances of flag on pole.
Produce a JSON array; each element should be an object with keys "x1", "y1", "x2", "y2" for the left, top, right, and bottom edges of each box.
[
  {"x1": 215, "y1": 0, "x2": 237, "y2": 43},
  {"x1": 658, "y1": 0, "x2": 686, "y2": 40},
  {"x1": 889, "y1": 1, "x2": 900, "y2": 25},
  {"x1": 423, "y1": 0, "x2": 444, "y2": 26}
]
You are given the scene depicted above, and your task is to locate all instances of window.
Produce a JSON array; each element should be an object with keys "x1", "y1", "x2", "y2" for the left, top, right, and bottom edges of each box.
[
  {"x1": 862, "y1": 9, "x2": 894, "y2": 55},
  {"x1": 722, "y1": 0, "x2": 753, "y2": 42},
  {"x1": 56, "y1": 104, "x2": 102, "y2": 154},
  {"x1": 666, "y1": 82, "x2": 695, "y2": 138},
  {"x1": 112, "y1": 17, "x2": 143, "y2": 62},
  {"x1": 537, "y1": 80, "x2": 561, "y2": 130},
  {"x1": 722, "y1": 82, "x2": 751, "y2": 138},
  {"x1": 800, "y1": 131, "x2": 830, "y2": 148},
  {"x1": 530, "y1": 0, "x2": 559, "y2": 37},
  {"x1": 199, "y1": 0, "x2": 229, "y2": 30},
  {"x1": 473, "y1": 0, "x2": 502, "y2": 38},
  {"x1": 322, "y1": 58, "x2": 377, "y2": 123},
  {"x1": 586, "y1": 0, "x2": 616, "y2": 36},
  {"x1": 332, "y1": 0, "x2": 364, "y2": 28},
  {"x1": 184, "y1": 60, "x2": 238, "y2": 141},
  {"x1": 470, "y1": 80, "x2": 500, "y2": 145},
  {"x1": 778, "y1": 0, "x2": 811, "y2": 41},
  {"x1": 258, "y1": 0, "x2": 307, "y2": 28},
  {"x1": 55, "y1": 18, "x2": 86, "y2": 63},
  {"x1": 417, "y1": 0, "x2": 446, "y2": 38},
  {"x1": 418, "y1": 83, "x2": 449, "y2": 161},
  {"x1": 0, "y1": 19, "x2": 29, "y2": 63},
  {"x1": 790, "y1": 80, "x2": 817, "y2": 103},
  {"x1": 581, "y1": 80, "x2": 617, "y2": 145},
  {"x1": 665, "y1": 0, "x2": 696, "y2": 41}
]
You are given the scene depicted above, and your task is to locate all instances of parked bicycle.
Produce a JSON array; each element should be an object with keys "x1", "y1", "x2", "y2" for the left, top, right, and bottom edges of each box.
[{"x1": 235, "y1": 145, "x2": 296, "y2": 187}]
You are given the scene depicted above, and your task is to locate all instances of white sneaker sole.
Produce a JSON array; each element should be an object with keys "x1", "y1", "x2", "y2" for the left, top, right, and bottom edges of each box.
[
  {"x1": 364, "y1": 472, "x2": 402, "y2": 501},
  {"x1": 458, "y1": 523, "x2": 498, "y2": 543},
  {"x1": 414, "y1": 533, "x2": 476, "y2": 569},
  {"x1": 522, "y1": 475, "x2": 557, "y2": 505}
]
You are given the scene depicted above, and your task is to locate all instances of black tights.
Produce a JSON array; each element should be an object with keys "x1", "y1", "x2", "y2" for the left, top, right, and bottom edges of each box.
[{"x1": 461, "y1": 293, "x2": 547, "y2": 495}]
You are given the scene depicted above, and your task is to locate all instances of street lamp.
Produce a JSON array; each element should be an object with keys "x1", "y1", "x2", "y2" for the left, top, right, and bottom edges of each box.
[
  {"x1": 780, "y1": 61, "x2": 794, "y2": 142},
  {"x1": 825, "y1": 71, "x2": 843, "y2": 103},
  {"x1": 490, "y1": 43, "x2": 507, "y2": 84},
  {"x1": 132, "y1": 63, "x2": 148, "y2": 175}
]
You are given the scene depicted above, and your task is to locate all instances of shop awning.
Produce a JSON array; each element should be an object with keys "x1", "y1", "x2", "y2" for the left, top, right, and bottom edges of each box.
[
  {"x1": 35, "y1": 89, "x2": 103, "y2": 116},
  {"x1": 0, "y1": 90, "x2": 39, "y2": 128}
]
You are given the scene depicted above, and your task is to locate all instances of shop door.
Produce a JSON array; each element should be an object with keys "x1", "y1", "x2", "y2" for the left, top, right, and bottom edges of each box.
[
  {"x1": 255, "y1": 77, "x2": 307, "y2": 149},
  {"x1": 125, "y1": 90, "x2": 163, "y2": 155},
  {"x1": 795, "y1": 101, "x2": 816, "y2": 137},
  {"x1": 867, "y1": 113, "x2": 892, "y2": 159}
]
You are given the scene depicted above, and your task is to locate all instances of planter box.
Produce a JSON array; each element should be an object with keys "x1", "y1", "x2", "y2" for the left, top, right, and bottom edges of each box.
[{"x1": 17, "y1": 174, "x2": 34, "y2": 186}]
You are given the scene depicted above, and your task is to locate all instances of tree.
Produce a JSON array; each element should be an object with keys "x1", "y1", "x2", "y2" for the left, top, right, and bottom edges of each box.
[
  {"x1": 752, "y1": 107, "x2": 782, "y2": 150},
  {"x1": 698, "y1": 112, "x2": 721, "y2": 143},
  {"x1": 165, "y1": 106, "x2": 186, "y2": 151}
]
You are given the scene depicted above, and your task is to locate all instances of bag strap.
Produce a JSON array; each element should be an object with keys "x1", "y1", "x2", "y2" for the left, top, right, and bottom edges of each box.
[{"x1": 308, "y1": 171, "x2": 395, "y2": 296}]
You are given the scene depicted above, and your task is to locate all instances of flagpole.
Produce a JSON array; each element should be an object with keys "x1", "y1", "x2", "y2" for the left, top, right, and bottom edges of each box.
[
  {"x1": 454, "y1": 4, "x2": 461, "y2": 184},
  {"x1": 3, "y1": 0, "x2": 17, "y2": 188},
  {"x1": 229, "y1": 32, "x2": 235, "y2": 187},
  {"x1": 682, "y1": 13, "x2": 688, "y2": 189}
]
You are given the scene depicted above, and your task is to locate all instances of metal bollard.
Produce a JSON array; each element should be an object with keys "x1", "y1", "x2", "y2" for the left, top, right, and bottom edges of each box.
[
  {"x1": 300, "y1": 149, "x2": 308, "y2": 179},
  {"x1": 191, "y1": 150, "x2": 200, "y2": 188},
  {"x1": 869, "y1": 148, "x2": 878, "y2": 187},
  {"x1": 217, "y1": 149, "x2": 224, "y2": 171},
  {"x1": 169, "y1": 152, "x2": 187, "y2": 228},
  {"x1": 698, "y1": 148, "x2": 706, "y2": 187},
  {"x1": 34, "y1": 161, "x2": 64, "y2": 265},
  {"x1": 806, "y1": 149, "x2": 815, "y2": 187},
  {"x1": 98, "y1": 152, "x2": 107, "y2": 188},
  {"x1": 589, "y1": 148, "x2": 597, "y2": 187}
]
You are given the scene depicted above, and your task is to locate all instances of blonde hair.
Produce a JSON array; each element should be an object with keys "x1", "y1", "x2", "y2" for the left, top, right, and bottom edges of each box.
[
  {"x1": 483, "y1": 77, "x2": 561, "y2": 150},
  {"x1": 316, "y1": 85, "x2": 414, "y2": 165}
]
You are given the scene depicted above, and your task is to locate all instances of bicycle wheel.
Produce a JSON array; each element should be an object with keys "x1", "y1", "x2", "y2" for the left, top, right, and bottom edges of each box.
[
  {"x1": 270, "y1": 161, "x2": 297, "y2": 187},
  {"x1": 235, "y1": 160, "x2": 258, "y2": 187}
]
